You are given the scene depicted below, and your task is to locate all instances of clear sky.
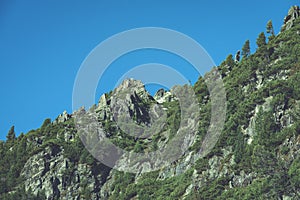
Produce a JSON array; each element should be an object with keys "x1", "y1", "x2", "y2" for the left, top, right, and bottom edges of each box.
[{"x1": 0, "y1": 0, "x2": 298, "y2": 140}]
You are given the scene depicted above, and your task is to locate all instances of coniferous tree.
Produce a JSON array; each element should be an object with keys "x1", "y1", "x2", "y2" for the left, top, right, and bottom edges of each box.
[
  {"x1": 225, "y1": 54, "x2": 235, "y2": 67},
  {"x1": 6, "y1": 126, "x2": 16, "y2": 143},
  {"x1": 256, "y1": 32, "x2": 267, "y2": 48},
  {"x1": 242, "y1": 40, "x2": 250, "y2": 58},
  {"x1": 233, "y1": 127, "x2": 245, "y2": 163},
  {"x1": 41, "y1": 118, "x2": 51, "y2": 130},
  {"x1": 288, "y1": 157, "x2": 300, "y2": 193},
  {"x1": 266, "y1": 20, "x2": 275, "y2": 41},
  {"x1": 266, "y1": 20, "x2": 275, "y2": 35}
]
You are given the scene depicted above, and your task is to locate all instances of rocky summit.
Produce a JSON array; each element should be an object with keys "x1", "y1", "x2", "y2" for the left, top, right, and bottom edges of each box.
[
  {"x1": 1, "y1": 5, "x2": 300, "y2": 200},
  {"x1": 282, "y1": 5, "x2": 300, "y2": 31}
]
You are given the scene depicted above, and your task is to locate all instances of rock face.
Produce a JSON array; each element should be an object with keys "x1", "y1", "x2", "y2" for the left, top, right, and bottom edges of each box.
[
  {"x1": 281, "y1": 5, "x2": 300, "y2": 31},
  {"x1": 54, "y1": 111, "x2": 71, "y2": 124},
  {"x1": 110, "y1": 78, "x2": 155, "y2": 126},
  {"x1": 153, "y1": 89, "x2": 175, "y2": 103},
  {"x1": 21, "y1": 146, "x2": 107, "y2": 200},
  {"x1": 1, "y1": 6, "x2": 300, "y2": 200}
]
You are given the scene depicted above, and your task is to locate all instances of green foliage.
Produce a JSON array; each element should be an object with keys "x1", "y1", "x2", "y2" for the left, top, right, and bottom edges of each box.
[
  {"x1": 266, "y1": 20, "x2": 275, "y2": 41},
  {"x1": 133, "y1": 141, "x2": 144, "y2": 153},
  {"x1": 1, "y1": 9, "x2": 300, "y2": 200},
  {"x1": 251, "y1": 145, "x2": 278, "y2": 175},
  {"x1": 0, "y1": 185, "x2": 46, "y2": 200},
  {"x1": 109, "y1": 169, "x2": 193, "y2": 200},
  {"x1": 194, "y1": 158, "x2": 209, "y2": 172},
  {"x1": 79, "y1": 148, "x2": 94, "y2": 165},
  {"x1": 225, "y1": 54, "x2": 235, "y2": 67},
  {"x1": 63, "y1": 139, "x2": 82, "y2": 163},
  {"x1": 193, "y1": 76, "x2": 209, "y2": 101},
  {"x1": 242, "y1": 40, "x2": 250, "y2": 58},
  {"x1": 288, "y1": 157, "x2": 300, "y2": 189},
  {"x1": 266, "y1": 20, "x2": 274, "y2": 34},
  {"x1": 188, "y1": 176, "x2": 231, "y2": 199},
  {"x1": 217, "y1": 176, "x2": 288, "y2": 199},
  {"x1": 233, "y1": 128, "x2": 245, "y2": 164},
  {"x1": 6, "y1": 126, "x2": 16, "y2": 143},
  {"x1": 254, "y1": 109, "x2": 279, "y2": 146},
  {"x1": 109, "y1": 172, "x2": 135, "y2": 199},
  {"x1": 41, "y1": 118, "x2": 51, "y2": 130},
  {"x1": 256, "y1": 32, "x2": 266, "y2": 48}
]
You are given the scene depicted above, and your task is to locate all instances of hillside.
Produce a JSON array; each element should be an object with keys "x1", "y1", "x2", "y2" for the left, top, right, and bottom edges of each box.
[{"x1": 1, "y1": 5, "x2": 300, "y2": 200}]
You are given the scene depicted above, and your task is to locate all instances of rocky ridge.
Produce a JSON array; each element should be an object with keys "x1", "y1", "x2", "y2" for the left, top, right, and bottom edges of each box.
[{"x1": 1, "y1": 5, "x2": 300, "y2": 200}]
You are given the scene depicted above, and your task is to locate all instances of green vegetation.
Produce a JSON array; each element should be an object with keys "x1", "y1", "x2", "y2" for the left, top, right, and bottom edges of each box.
[
  {"x1": 1, "y1": 8, "x2": 300, "y2": 200},
  {"x1": 0, "y1": 118, "x2": 110, "y2": 199},
  {"x1": 242, "y1": 40, "x2": 251, "y2": 59},
  {"x1": 266, "y1": 20, "x2": 274, "y2": 35},
  {"x1": 266, "y1": 20, "x2": 275, "y2": 41},
  {"x1": 109, "y1": 169, "x2": 194, "y2": 200},
  {"x1": 256, "y1": 32, "x2": 267, "y2": 48}
]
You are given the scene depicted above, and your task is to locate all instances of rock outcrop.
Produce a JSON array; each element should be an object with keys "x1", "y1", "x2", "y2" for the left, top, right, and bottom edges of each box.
[
  {"x1": 281, "y1": 5, "x2": 300, "y2": 31},
  {"x1": 1, "y1": 5, "x2": 300, "y2": 200}
]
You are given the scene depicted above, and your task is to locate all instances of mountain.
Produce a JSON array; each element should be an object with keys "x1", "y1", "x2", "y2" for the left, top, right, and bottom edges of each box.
[{"x1": 1, "y1": 5, "x2": 300, "y2": 200}]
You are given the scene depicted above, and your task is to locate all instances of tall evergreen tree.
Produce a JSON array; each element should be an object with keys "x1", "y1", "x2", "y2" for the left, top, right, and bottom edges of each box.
[
  {"x1": 266, "y1": 20, "x2": 275, "y2": 41},
  {"x1": 225, "y1": 54, "x2": 235, "y2": 67},
  {"x1": 256, "y1": 32, "x2": 267, "y2": 48},
  {"x1": 41, "y1": 118, "x2": 51, "y2": 130},
  {"x1": 266, "y1": 20, "x2": 275, "y2": 35},
  {"x1": 6, "y1": 126, "x2": 16, "y2": 142},
  {"x1": 242, "y1": 40, "x2": 250, "y2": 58}
]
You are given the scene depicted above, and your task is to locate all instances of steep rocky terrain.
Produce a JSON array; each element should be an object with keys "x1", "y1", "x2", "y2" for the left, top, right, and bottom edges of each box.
[{"x1": 1, "y1": 5, "x2": 300, "y2": 200}]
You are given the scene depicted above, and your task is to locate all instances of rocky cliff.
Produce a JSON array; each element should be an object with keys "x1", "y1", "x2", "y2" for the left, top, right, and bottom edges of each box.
[{"x1": 1, "y1": 5, "x2": 300, "y2": 200}]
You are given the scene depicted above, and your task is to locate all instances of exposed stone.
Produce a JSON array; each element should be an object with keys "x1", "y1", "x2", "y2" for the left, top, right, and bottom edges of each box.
[
  {"x1": 231, "y1": 171, "x2": 256, "y2": 187},
  {"x1": 5, "y1": 8, "x2": 300, "y2": 197},
  {"x1": 21, "y1": 145, "x2": 106, "y2": 200},
  {"x1": 153, "y1": 89, "x2": 175, "y2": 104},
  {"x1": 55, "y1": 111, "x2": 71, "y2": 124},
  {"x1": 281, "y1": 5, "x2": 300, "y2": 31}
]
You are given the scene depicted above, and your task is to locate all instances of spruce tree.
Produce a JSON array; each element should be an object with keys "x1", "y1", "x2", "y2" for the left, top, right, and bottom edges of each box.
[
  {"x1": 225, "y1": 54, "x2": 235, "y2": 67},
  {"x1": 242, "y1": 40, "x2": 250, "y2": 58},
  {"x1": 266, "y1": 20, "x2": 274, "y2": 35},
  {"x1": 266, "y1": 20, "x2": 275, "y2": 40},
  {"x1": 41, "y1": 118, "x2": 51, "y2": 130},
  {"x1": 256, "y1": 32, "x2": 267, "y2": 48},
  {"x1": 6, "y1": 126, "x2": 16, "y2": 142}
]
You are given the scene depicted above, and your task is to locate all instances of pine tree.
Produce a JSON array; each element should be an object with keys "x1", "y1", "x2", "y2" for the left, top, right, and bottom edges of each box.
[
  {"x1": 6, "y1": 126, "x2": 16, "y2": 142},
  {"x1": 225, "y1": 54, "x2": 235, "y2": 67},
  {"x1": 41, "y1": 118, "x2": 51, "y2": 130},
  {"x1": 288, "y1": 157, "x2": 300, "y2": 193},
  {"x1": 233, "y1": 127, "x2": 245, "y2": 163},
  {"x1": 266, "y1": 20, "x2": 274, "y2": 35},
  {"x1": 256, "y1": 32, "x2": 266, "y2": 48},
  {"x1": 242, "y1": 40, "x2": 250, "y2": 58},
  {"x1": 266, "y1": 20, "x2": 275, "y2": 41}
]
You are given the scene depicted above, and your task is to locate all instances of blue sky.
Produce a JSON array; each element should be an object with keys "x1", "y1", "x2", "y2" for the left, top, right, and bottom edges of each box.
[{"x1": 0, "y1": 0, "x2": 298, "y2": 140}]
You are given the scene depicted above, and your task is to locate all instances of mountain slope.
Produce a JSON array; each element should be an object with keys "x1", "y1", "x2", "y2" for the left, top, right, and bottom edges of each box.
[{"x1": 1, "y1": 5, "x2": 300, "y2": 200}]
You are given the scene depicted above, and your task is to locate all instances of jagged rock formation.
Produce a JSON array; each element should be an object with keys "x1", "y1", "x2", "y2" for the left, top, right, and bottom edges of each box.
[
  {"x1": 281, "y1": 5, "x2": 300, "y2": 31},
  {"x1": 54, "y1": 111, "x2": 71, "y2": 124},
  {"x1": 1, "y1": 5, "x2": 300, "y2": 200},
  {"x1": 21, "y1": 146, "x2": 106, "y2": 200},
  {"x1": 153, "y1": 89, "x2": 175, "y2": 103}
]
